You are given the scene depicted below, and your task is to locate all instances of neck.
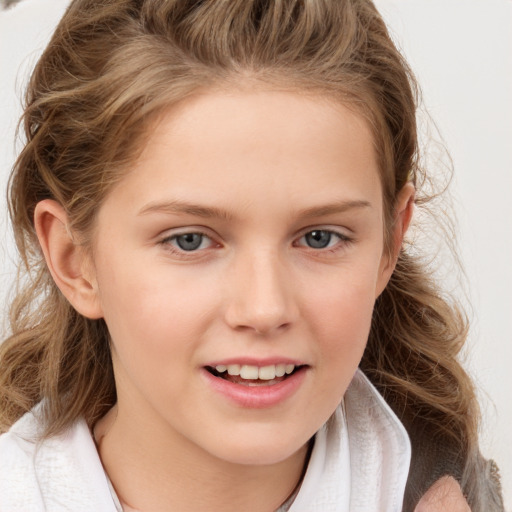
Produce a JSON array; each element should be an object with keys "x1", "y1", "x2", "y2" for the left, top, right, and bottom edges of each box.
[{"x1": 95, "y1": 404, "x2": 310, "y2": 512}]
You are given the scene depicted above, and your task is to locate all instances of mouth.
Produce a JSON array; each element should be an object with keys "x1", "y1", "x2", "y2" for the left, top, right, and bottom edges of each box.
[{"x1": 205, "y1": 363, "x2": 305, "y2": 387}]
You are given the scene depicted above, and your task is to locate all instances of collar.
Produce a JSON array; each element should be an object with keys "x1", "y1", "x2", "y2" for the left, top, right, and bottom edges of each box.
[
  {"x1": 0, "y1": 370, "x2": 410, "y2": 512},
  {"x1": 285, "y1": 369, "x2": 411, "y2": 512}
]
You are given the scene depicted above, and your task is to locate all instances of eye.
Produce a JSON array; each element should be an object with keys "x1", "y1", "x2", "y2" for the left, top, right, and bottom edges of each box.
[
  {"x1": 297, "y1": 229, "x2": 348, "y2": 249},
  {"x1": 163, "y1": 232, "x2": 213, "y2": 252}
]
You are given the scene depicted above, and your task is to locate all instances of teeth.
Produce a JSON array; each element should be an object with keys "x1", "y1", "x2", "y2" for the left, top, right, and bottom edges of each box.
[
  {"x1": 275, "y1": 364, "x2": 286, "y2": 377},
  {"x1": 227, "y1": 364, "x2": 240, "y2": 376},
  {"x1": 215, "y1": 364, "x2": 297, "y2": 380},
  {"x1": 258, "y1": 365, "x2": 276, "y2": 380},
  {"x1": 240, "y1": 365, "x2": 259, "y2": 379}
]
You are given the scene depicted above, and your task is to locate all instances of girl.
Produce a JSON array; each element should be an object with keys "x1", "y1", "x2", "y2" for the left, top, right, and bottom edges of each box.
[{"x1": 0, "y1": 0, "x2": 504, "y2": 510}]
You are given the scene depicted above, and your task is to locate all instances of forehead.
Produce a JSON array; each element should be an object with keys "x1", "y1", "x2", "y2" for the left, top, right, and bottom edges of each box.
[
  {"x1": 147, "y1": 88, "x2": 376, "y2": 160},
  {"x1": 103, "y1": 89, "x2": 382, "y2": 219}
]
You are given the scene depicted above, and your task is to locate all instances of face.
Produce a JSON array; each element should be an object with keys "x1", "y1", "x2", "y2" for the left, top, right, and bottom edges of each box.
[{"x1": 87, "y1": 89, "x2": 393, "y2": 466}]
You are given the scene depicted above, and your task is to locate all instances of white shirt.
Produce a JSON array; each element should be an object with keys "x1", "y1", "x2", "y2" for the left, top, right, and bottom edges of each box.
[
  {"x1": 286, "y1": 370, "x2": 411, "y2": 511},
  {"x1": 0, "y1": 370, "x2": 411, "y2": 511}
]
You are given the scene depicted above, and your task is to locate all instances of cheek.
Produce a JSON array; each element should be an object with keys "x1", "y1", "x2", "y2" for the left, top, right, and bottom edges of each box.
[
  {"x1": 94, "y1": 254, "x2": 220, "y2": 363},
  {"x1": 321, "y1": 291, "x2": 374, "y2": 358},
  {"x1": 304, "y1": 259, "x2": 379, "y2": 334},
  {"x1": 304, "y1": 268, "x2": 378, "y2": 387}
]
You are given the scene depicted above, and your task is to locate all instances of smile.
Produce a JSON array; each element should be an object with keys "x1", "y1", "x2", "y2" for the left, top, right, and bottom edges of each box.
[
  {"x1": 202, "y1": 362, "x2": 308, "y2": 407},
  {"x1": 207, "y1": 363, "x2": 299, "y2": 385}
]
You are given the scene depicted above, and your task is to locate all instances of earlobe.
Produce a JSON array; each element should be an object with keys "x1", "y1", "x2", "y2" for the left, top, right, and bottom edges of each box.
[
  {"x1": 34, "y1": 199, "x2": 103, "y2": 319},
  {"x1": 375, "y1": 182, "x2": 415, "y2": 297}
]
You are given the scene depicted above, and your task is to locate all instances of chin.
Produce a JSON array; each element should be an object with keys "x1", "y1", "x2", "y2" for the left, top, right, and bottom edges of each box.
[{"x1": 206, "y1": 435, "x2": 309, "y2": 467}]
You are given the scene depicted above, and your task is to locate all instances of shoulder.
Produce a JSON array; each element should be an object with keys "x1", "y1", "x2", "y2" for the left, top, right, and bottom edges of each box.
[
  {"x1": 0, "y1": 406, "x2": 46, "y2": 471},
  {"x1": 0, "y1": 408, "x2": 115, "y2": 511},
  {"x1": 0, "y1": 408, "x2": 47, "y2": 509},
  {"x1": 414, "y1": 476, "x2": 471, "y2": 512}
]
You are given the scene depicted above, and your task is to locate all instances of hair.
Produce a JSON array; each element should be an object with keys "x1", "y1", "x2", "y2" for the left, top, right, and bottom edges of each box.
[{"x1": 0, "y1": 0, "x2": 504, "y2": 510}]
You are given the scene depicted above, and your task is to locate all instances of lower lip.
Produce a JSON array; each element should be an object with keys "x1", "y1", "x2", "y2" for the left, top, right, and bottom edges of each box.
[{"x1": 201, "y1": 367, "x2": 308, "y2": 408}]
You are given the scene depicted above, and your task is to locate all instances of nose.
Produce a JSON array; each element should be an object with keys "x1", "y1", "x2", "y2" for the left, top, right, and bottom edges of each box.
[{"x1": 224, "y1": 249, "x2": 298, "y2": 336}]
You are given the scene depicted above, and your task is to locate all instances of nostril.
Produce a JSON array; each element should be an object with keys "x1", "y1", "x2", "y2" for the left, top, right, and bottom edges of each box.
[{"x1": 250, "y1": 321, "x2": 292, "y2": 336}]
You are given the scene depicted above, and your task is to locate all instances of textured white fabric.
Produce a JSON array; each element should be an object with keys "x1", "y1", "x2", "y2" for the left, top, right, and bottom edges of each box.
[
  {"x1": 286, "y1": 370, "x2": 411, "y2": 512},
  {"x1": 0, "y1": 404, "x2": 117, "y2": 511},
  {"x1": 284, "y1": 399, "x2": 351, "y2": 512},
  {"x1": 0, "y1": 370, "x2": 410, "y2": 511}
]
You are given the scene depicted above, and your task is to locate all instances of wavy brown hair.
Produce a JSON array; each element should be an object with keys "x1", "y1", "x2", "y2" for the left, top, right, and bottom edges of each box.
[{"x1": 0, "y1": 0, "x2": 503, "y2": 510}]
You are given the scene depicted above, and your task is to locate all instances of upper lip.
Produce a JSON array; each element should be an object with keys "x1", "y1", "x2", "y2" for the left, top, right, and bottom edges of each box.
[{"x1": 203, "y1": 357, "x2": 307, "y2": 368}]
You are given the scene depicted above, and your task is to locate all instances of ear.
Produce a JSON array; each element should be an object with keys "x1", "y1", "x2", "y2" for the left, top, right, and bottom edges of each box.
[
  {"x1": 34, "y1": 199, "x2": 103, "y2": 319},
  {"x1": 375, "y1": 182, "x2": 415, "y2": 297}
]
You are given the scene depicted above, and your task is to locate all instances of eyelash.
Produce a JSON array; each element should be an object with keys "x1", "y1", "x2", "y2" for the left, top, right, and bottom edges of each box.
[
  {"x1": 158, "y1": 228, "x2": 353, "y2": 257},
  {"x1": 294, "y1": 229, "x2": 353, "y2": 253},
  {"x1": 159, "y1": 231, "x2": 216, "y2": 256}
]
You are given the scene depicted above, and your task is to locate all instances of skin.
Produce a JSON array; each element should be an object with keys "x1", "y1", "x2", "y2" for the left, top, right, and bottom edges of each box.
[
  {"x1": 34, "y1": 89, "x2": 467, "y2": 511},
  {"x1": 415, "y1": 476, "x2": 471, "y2": 511}
]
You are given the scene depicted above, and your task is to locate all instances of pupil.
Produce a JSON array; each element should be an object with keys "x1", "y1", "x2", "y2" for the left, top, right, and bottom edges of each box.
[
  {"x1": 176, "y1": 233, "x2": 203, "y2": 251},
  {"x1": 306, "y1": 230, "x2": 331, "y2": 249}
]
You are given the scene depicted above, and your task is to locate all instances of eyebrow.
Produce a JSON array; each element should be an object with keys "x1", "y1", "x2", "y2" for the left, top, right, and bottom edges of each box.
[
  {"x1": 138, "y1": 198, "x2": 372, "y2": 220},
  {"x1": 138, "y1": 200, "x2": 234, "y2": 221},
  {"x1": 297, "y1": 200, "x2": 372, "y2": 218}
]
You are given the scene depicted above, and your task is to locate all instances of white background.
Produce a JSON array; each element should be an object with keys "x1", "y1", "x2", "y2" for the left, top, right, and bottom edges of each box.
[
  {"x1": 1, "y1": 0, "x2": 511, "y2": 507},
  {"x1": 373, "y1": 1, "x2": 512, "y2": 507}
]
